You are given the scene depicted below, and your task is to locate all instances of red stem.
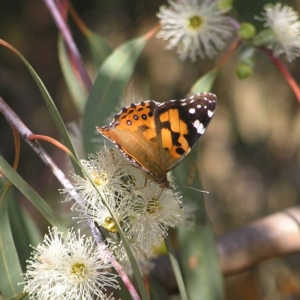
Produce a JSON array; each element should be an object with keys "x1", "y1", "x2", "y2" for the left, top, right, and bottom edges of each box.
[
  {"x1": 216, "y1": 37, "x2": 242, "y2": 71},
  {"x1": 262, "y1": 47, "x2": 300, "y2": 103}
]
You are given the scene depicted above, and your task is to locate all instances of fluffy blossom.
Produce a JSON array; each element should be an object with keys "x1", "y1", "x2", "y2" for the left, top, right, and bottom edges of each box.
[
  {"x1": 258, "y1": 3, "x2": 300, "y2": 61},
  {"x1": 65, "y1": 146, "x2": 183, "y2": 268},
  {"x1": 22, "y1": 227, "x2": 119, "y2": 300},
  {"x1": 157, "y1": 0, "x2": 232, "y2": 61}
]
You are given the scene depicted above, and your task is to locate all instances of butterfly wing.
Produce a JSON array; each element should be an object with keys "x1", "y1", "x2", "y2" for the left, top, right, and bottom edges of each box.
[
  {"x1": 97, "y1": 100, "x2": 166, "y2": 180},
  {"x1": 154, "y1": 93, "x2": 217, "y2": 172}
]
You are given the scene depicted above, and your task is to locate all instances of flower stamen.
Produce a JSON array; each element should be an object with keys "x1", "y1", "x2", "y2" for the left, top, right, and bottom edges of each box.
[{"x1": 188, "y1": 15, "x2": 203, "y2": 30}]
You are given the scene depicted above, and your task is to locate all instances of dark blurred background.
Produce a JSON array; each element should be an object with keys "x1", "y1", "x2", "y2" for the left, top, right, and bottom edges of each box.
[{"x1": 1, "y1": 0, "x2": 300, "y2": 299}]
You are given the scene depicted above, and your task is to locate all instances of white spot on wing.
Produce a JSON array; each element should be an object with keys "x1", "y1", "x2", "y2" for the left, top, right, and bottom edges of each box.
[
  {"x1": 207, "y1": 110, "x2": 214, "y2": 117},
  {"x1": 193, "y1": 120, "x2": 206, "y2": 134},
  {"x1": 189, "y1": 108, "x2": 196, "y2": 114}
]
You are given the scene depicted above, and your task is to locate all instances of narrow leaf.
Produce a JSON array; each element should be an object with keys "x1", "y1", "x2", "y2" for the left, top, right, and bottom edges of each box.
[
  {"x1": 58, "y1": 35, "x2": 87, "y2": 115},
  {"x1": 0, "y1": 194, "x2": 23, "y2": 298},
  {"x1": 190, "y1": 69, "x2": 218, "y2": 95},
  {"x1": 86, "y1": 31, "x2": 112, "y2": 69},
  {"x1": 177, "y1": 224, "x2": 224, "y2": 300},
  {"x1": 68, "y1": 3, "x2": 112, "y2": 69},
  {"x1": 165, "y1": 236, "x2": 188, "y2": 300},
  {"x1": 0, "y1": 155, "x2": 68, "y2": 235},
  {"x1": 82, "y1": 31, "x2": 154, "y2": 154},
  {"x1": 150, "y1": 279, "x2": 171, "y2": 300},
  {"x1": 8, "y1": 196, "x2": 42, "y2": 271},
  {"x1": 0, "y1": 40, "x2": 82, "y2": 176},
  {"x1": 173, "y1": 145, "x2": 224, "y2": 300}
]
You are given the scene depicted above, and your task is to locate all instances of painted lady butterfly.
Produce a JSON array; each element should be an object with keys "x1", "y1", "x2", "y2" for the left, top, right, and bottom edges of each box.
[{"x1": 97, "y1": 93, "x2": 217, "y2": 188}]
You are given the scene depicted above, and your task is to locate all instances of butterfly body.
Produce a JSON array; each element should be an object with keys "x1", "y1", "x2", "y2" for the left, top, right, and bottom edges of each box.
[{"x1": 97, "y1": 93, "x2": 217, "y2": 188}]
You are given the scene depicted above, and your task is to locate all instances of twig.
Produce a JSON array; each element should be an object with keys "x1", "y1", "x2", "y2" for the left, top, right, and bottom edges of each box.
[
  {"x1": 0, "y1": 97, "x2": 140, "y2": 300},
  {"x1": 216, "y1": 37, "x2": 242, "y2": 71},
  {"x1": 261, "y1": 47, "x2": 300, "y2": 103},
  {"x1": 150, "y1": 206, "x2": 300, "y2": 290},
  {"x1": 217, "y1": 206, "x2": 300, "y2": 276},
  {"x1": 43, "y1": 0, "x2": 92, "y2": 91}
]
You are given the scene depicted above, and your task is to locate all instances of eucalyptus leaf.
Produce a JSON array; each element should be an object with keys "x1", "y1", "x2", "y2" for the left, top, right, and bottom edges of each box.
[
  {"x1": 0, "y1": 155, "x2": 68, "y2": 235},
  {"x1": 82, "y1": 33, "x2": 151, "y2": 154},
  {"x1": 190, "y1": 69, "x2": 218, "y2": 95},
  {"x1": 173, "y1": 144, "x2": 224, "y2": 300},
  {"x1": 0, "y1": 40, "x2": 81, "y2": 175},
  {"x1": 8, "y1": 196, "x2": 41, "y2": 271},
  {"x1": 0, "y1": 194, "x2": 23, "y2": 298},
  {"x1": 58, "y1": 35, "x2": 87, "y2": 115},
  {"x1": 177, "y1": 224, "x2": 224, "y2": 300},
  {"x1": 86, "y1": 31, "x2": 112, "y2": 70},
  {"x1": 150, "y1": 279, "x2": 171, "y2": 300}
]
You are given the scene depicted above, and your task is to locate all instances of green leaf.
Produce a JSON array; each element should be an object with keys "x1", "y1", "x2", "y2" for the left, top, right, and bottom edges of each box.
[
  {"x1": 165, "y1": 236, "x2": 188, "y2": 300},
  {"x1": 7, "y1": 293, "x2": 27, "y2": 300},
  {"x1": 190, "y1": 69, "x2": 218, "y2": 95},
  {"x1": 0, "y1": 155, "x2": 68, "y2": 235},
  {"x1": 173, "y1": 145, "x2": 224, "y2": 300},
  {"x1": 0, "y1": 40, "x2": 81, "y2": 176},
  {"x1": 82, "y1": 33, "x2": 151, "y2": 154},
  {"x1": 150, "y1": 279, "x2": 171, "y2": 300},
  {"x1": 8, "y1": 196, "x2": 42, "y2": 271},
  {"x1": 58, "y1": 35, "x2": 87, "y2": 115},
  {"x1": 0, "y1": 193, "x2": 23, "y2": 298},
  {"x1": 177, "y1": 224, "x2": 223, "y2": 300},
  {"x1": 86, "y1": 31, "x2": 112, "y2": 70}
]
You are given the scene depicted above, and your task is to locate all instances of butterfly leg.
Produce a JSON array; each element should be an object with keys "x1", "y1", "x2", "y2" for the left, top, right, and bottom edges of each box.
[{"x1": 132, "y1": 176, "x2": 148, "y2": 190}]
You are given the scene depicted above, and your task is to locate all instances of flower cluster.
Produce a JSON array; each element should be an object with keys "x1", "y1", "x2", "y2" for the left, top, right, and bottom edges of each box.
[
  {"x1": 22, "y1": 227, "x2": 118, "y2": 300},
  {"x1": 67, "y1": 146, "x2": 182, "y2": 272},
  {"x1": 156, "y1": 0, "x2": 300, "y2": 63}
]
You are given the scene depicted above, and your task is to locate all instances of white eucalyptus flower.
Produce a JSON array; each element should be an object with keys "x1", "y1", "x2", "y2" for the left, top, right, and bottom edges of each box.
[
  {"x1": 22, "y1": 227, "x2": 119, "y2": 300},
  {"x1": 258, "y1": 3, "x2": 300, "y2": 61},
  {"x1": 157, "y1": 0, "x2": 232, "y2": 61},
  {"x1": 128, "y1": 183, "x2": 182, "y2": 250}
]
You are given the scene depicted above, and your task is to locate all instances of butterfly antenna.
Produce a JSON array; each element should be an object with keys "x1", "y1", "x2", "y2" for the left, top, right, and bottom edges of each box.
[
  {"x1": 180, "y1": 185, "x2": 209, "y2": 194},
  {"x1": 169, "y1": 183, "x2": 183, "y2": 209}
]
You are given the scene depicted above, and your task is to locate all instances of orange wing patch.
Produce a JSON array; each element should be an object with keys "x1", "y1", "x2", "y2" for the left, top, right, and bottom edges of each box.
[{"x1": 97, "y1": 93, "x2": 217, "y2": 189}]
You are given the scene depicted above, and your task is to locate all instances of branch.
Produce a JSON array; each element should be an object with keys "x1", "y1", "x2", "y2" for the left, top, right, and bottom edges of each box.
[
  {"x1": 43, "y1": 0, "x2": 92, "y2": 90},
  {"x1": 150, "y1": 206, "x2": 300, "y2": 291},
  {"x1": 217, "y1": 206, "x2": 300, "y2": 276},
  {"x1": 261, "y1": 47, "x2": 300, "y2": 103}
]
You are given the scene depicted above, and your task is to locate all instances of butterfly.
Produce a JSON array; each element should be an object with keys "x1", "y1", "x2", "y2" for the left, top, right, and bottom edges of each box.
[{"x1": 97, "y1": 93, "x2": 217, "y2": 189}]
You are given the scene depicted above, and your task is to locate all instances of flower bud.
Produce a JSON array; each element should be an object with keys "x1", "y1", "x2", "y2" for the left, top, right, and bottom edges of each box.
[
  {"x1": 236, "y1": 62, "x2": 253, "y2": 79},
  {"x1": 238, "y1": 23, "x2": 256, "y2": 40}
]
